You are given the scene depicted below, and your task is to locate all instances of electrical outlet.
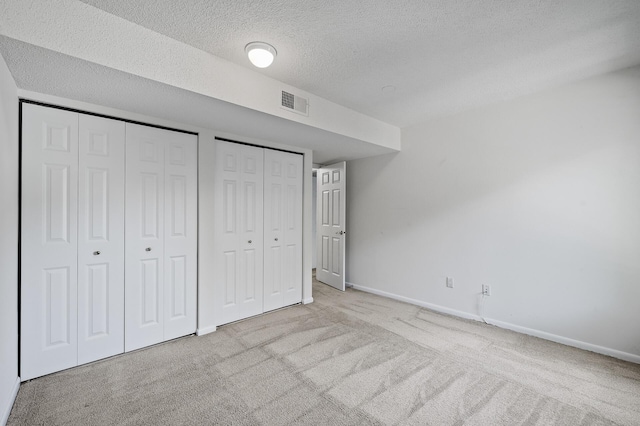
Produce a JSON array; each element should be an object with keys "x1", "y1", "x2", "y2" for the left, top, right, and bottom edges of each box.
[
  {"x1": 482, "y1": 284, "x2": 491, "y2": 296},
  {"x1": 446, "y1": 277, "x2": 454, "y2": 288}
]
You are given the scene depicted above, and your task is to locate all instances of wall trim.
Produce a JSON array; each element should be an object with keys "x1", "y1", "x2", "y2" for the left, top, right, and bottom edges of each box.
[
  {"x1": 20, "y1": 99, "x2": 198, "y2": 135},
  {"x1": 196, "y1": 325, "x2": 217, "y2": 336},
  {"x1": 348, "y1": 282, "x2": 482, "y2": 321},
  {"x1": 348, "y1": 282, "x2": 640, "y2": 365},
  {"x1": 487, "y1": 319, "x2": 640, "y2": 364},
  {"x1": 1, "y1": 376, "x2": 20, "y2": 426},
  {"x1": 302, "y1": 297, "x2": 314, "y2": 305}
]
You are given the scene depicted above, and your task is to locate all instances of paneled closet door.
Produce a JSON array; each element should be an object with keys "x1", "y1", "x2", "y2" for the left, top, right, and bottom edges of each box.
[
  {"x1": 264, "y1": 150, "x2": 303, "y2": 312},
  {"x1": 163, "y1": 133, "x2": 198, "y2": 341},
  {"x1": 213, "y1": 141, "x2": 264, "y2": 325},
  {"x1": 21, "y1": 104, "x2": 79, "y2": 380},
  {"x1": 125, "y1": 124, "x2": 166, "y2": 351},
  {"x1": 77, "y1": 115, "x2": 125, "y2": 365}
]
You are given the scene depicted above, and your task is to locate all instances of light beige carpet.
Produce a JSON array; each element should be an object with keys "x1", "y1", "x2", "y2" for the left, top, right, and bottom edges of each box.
[{"x1": 8, "y1": 280, "x2": 640, "y2": 425}]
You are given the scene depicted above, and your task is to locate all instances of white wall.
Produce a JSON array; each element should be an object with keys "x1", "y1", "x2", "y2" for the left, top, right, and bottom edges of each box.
[
  {"x1": 0, "y1": 53, "x2": 19, "y2": 424},
  {"x1": 347, "y1": 66, "x2": 640, "y2": 362}
]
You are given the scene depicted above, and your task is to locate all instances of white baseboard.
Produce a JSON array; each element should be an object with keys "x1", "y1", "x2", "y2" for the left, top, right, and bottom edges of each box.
[
  {"x1": 487, "y1": 319, "x2": 640, "y2": 364},
  {"x1": 1, "y1": 376, "x2": 20, "y2": 426},
  {"x1": 196, "y1": 325, "x2": 217, "y2": 336},
  {"x1": 302, "y1": 297, "x2": 314, "y2": 305},
  {"x1": 348, "y1": 282, "x2": 640, "y2": 365},
  {"x1": 348, "y1": 282, "x2": 482, "y2": 322}
]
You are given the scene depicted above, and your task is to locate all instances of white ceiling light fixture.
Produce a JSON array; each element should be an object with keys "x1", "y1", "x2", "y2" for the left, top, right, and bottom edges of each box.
[{"x1": 245, "y1": 42, "x2": 277, "y2": 68}]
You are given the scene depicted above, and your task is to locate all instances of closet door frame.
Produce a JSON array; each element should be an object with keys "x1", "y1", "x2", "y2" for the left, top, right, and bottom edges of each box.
[
  {"x1": 20, "y1": 101, "x2": 200, "y2": 378},
  {"x1": 212, "y1": 140, "x2": 304, "y2": 326}
]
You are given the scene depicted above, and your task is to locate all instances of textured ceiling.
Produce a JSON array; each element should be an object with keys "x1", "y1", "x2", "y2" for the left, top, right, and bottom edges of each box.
[{"x1": 77, "y1": 0, "x2": 640, "y2": 127}]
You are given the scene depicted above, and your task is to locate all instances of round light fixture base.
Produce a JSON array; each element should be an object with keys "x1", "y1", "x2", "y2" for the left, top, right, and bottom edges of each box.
[{"x1": 245, "y1": 42, "x2": 277, "y2": 68}]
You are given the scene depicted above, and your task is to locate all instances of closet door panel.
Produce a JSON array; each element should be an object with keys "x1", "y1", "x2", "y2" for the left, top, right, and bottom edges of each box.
[
  {"x1": 264, "y1": 150, "x2": 303, "y2": 312},
  {"x1": 125, "y1": 124, "x2": 165, "y2": 351},
  {"x1": 239, "y1": 151, "x2": 264, "y2": 319},
  {"x1": 282, "y1": 153, "x2": 303, "y2": 306},
  {"x1": 213, "y1": 141, "x2": 264, "y2": 325},
  {"x1": 21, "y1": 104, "x2": 79, "y2": 380},
  {"x1": 263, "y1": 151, "x2": 284, "y2": 312},
  {"x1": 77, "y1": 115, "x2": 125, "y2": 364},
  {"x1": 164, "y1": 134, "x2": 198, "y2": 340}
]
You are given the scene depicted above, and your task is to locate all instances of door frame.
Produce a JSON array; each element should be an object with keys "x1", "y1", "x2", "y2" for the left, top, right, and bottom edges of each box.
[
  {"x1": 197, "y1": 136, "x2": 315, "y2": 334},
  {"x1": 17, "y1": 99, "x2": 200, "y2": 379}
]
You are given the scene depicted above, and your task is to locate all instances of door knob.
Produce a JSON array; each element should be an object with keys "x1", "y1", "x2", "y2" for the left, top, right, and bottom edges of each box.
[
  {"x1": 248, "y1": 240, "x2": 252, "y2": 244},
  {"x1": 93, "y1": 251, "x2": 101, "y2": 256},
  {"x1": 145, "y1": 247, "x2": 152, "y2": 252},
  {"x1": 336, "y1": 231, "x2": 346, "y2": 235},
  {"x1": 275, "y1": 238, "x2": 278, "y2": 241}
]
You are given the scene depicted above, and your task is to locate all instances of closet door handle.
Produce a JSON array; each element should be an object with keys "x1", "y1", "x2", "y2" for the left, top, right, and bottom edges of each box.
[
  {"x1": 93, "y1": 251, "x2": 101, "y2": 256},
  {"x1": 145, "y1": 247, "x2": 152, "y2": 252}
]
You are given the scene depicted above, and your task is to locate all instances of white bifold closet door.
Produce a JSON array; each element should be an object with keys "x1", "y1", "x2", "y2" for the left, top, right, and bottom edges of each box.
[
  {"x1": 212, "y1": 140, "x2": 303, "y2": 326},
  {"x1": 263, "y1": 150, "x2": 303, "y2": 312},
  {"x1": 21, "y1": 104, "x2": 125, "y2": 380},
  {"x1": 212, "y1": 141, "x2": 264, "y2": 325},
  {"x1": 77, "y1": 114, "x2": 125, "y2": 365},
  {"x1": 125, "y1": 123, "x2": 197, "y2": 352}
]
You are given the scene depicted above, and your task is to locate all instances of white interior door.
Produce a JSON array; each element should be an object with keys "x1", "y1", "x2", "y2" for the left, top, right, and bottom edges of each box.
[
  {"x1": 163, "y1": 133, "x2": 198, "y2": 341},
  {"x1": 316, "y1": 162, "x2": 346, "y2": 291},
  {"x1": 77, "y1": 115, "x2": 125, "y2": 365},
  {"x1": 212, "y1": 140, "x2": 264, "y2": 325},
  {"x1": 125, "y1": 124, "x2": 166, "y2": 351},
  {"x1": 264, "y1": 150, "x2": 303, "y2": 312},
  {"x1": 21, "y1": 104, "x2": 79, "y2": 380}
]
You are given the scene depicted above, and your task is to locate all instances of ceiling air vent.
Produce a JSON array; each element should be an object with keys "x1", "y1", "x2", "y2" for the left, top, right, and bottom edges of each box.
[{"x1": 281, "y1": 91, "x2": 309, "y2": 116}]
